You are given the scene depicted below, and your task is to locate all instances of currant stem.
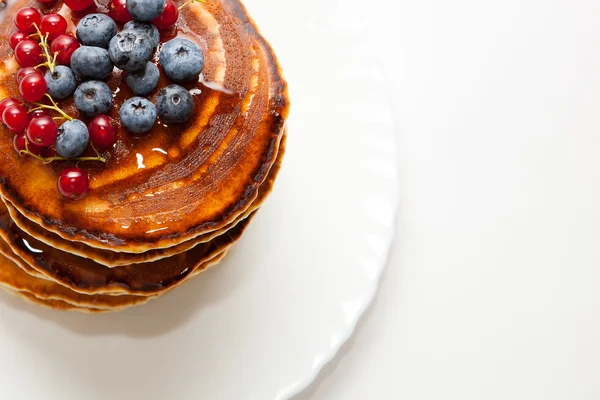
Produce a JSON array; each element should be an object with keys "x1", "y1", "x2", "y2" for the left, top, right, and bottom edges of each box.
[
  {"x1": 19, "y1": 149, "x2": 106, "y2": 164},
  {"x1": 42, "y1": 35, "x2": 55, "y2": 74},
  {"x1": 72, "y1": 156, "x2": 107, "y2": 163},
  {"x1": 19, "y1": 137, "x2": 54, "y2": 163},
  {"x1": 90, "y1": 142, "x2": 102, "y2": 159},
  {"x1": 178, "y1": 0, "x2": 206, "y2": 11},
  {"x1": 31, "y1": 23, "x2": 56, "y2": 74},
  {"x1": 19, "y1": 137, "x2": 107, "y2": 164},
  {"x1": 32, "y1": 94, "x2": 73, "y2": 121}
]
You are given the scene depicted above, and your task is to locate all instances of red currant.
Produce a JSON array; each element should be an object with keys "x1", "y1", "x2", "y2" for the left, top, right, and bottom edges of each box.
[
  {"x1": 37, "y1": 0, "x2": 57, "y2": 3},
  {"x1": 13, "y1": 132, "x2": 43, "y2": 155},
  {"x1": 14, "y1": 40, "x2": 43, "y2": 68},
  {"x1": 19, "y1": 72, "x2": 47, "y2": 102},
  {"x1": 17, "y1": 67, "x2": 42, "y2": 84},
  {"x1": 9, "y1": 31, "x2": 28, "y2": 50},
  {"x1": 0, "y1": 98, "x2": 21, "y2": 117},
  {"x1": 26, "y1": 116, "x2": 57, "y2": 146},
  {"x1": 63, "y1": 0, "x2": 95, "y2": 11},
  {"x1": 14, "y1": 8, "x2": 42, "y2": 34},
  {"x1": 50, "y1": 35, "x2": 80, "y2": 65},
  {"x1": 28, "y1": 109, "x2": 48, "y2": 121},
  {"x1": 151, "y1": 0, "x2": 178, "y2": 30},
  {"x1": 57, "y1": 167, "x2": 89, "y2": 200},
  {"x1": 3, "y1": 105, "x2": 29, "y2": 133},
  {"x1": 40, "y1": 13, "x2": 67, "y2": 41},
  {"x1": 109, "y1": 0, "x2": 132, "y2": 22},
  {"x1": 89, "y1": 115, "x2": 118, "y2": 149},
  {"x1": 41, "y1": 147, "x2": 57, "y2": 157}
]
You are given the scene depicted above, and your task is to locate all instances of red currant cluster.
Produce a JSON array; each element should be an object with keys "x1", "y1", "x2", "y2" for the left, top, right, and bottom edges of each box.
[
  {"x1": 10, "y1": 8, "x2": 76, "y2": 102},
  {"x1": 2, "y1": 0, "x2": 207, "y2": 200},
  {"x1": 2, "y1": 7, "x2": 119, "y2": 200},
  {"x1": 0, "y1": 96, "x2": 117, "y2": 199}
]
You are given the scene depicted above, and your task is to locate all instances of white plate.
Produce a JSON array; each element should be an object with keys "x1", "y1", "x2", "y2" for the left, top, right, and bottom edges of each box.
[{"x1": 0, "y1": 1, "x2": 397, "y2": 399}]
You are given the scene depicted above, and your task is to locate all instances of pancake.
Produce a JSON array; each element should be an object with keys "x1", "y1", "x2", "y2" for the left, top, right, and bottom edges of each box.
[
  {"x1": 0, "y1": 244, "x2": 229, "y2": 311},
  {"x1": 4, "y1": 287, "x2": 107, "y2": 313},
  {"x1": 0, "y1": 237, "x2": 151, "y2": 309},
  {"x1": 3, "y1": 134, "x2": 286, "y2": 267},
  {"x1": 0, "y1": 206, "x2": 254, "y2": 296},
  {"x1": 0, "y1": 0, "x2": 289, "y2": 253}
]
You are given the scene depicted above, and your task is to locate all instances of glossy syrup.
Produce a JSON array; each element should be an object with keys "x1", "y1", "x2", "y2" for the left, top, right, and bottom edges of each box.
[{"x1": 0, "y1": 0, "x2": 240, "y2": 190}]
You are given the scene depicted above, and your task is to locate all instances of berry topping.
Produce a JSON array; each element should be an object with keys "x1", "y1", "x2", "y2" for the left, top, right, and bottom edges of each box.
[
  {"x1": 2, "y1": 0, "x2": 214, "y2": 200},
  {"x1": 76, "y1": 13, "x2": 118, "y2": 49},
  {"x1": 127, "y1": 0, "x2": 166, "y2": 22},
  {"x1": 89, "y1": 115, "x2": 118, "y2": 148},
  {"x1": 14, "y1": 40, "x2": 43, "y2": 67},
  {"x1": 120, "y1": 97, "x2": 156, "y2": 134},
  {"x1": 151, "y1": 0, "x2": 178, "y2": 30},
  {"x1": 26, "y1": 116, "x2": 57, "y2": 146},
  {"x1": 73, "y1": 80, "x2": 113, "y2": 116},
  {"x1": 17, "y1": 67, "x2": 42, "y2": 84},
  {"x1": 123, "y1": 21, "x2": 160, "y2": 52},
  {"x1": 157, "y1": 84, "x2": 194, "y2": 123},
  {"x1": 9, "y1": 31, "x2": 28, "y2": 50},
  {"x1": 109, "y1": 0, "x2": 133, "y2": 23},
  {"x1": 159, "y1": 38, "x2": 204, "y2": 82},
  {"x1": 50, "y1": 35, "x2": 80, "y2": 65},
  {"x1": 19, "y1": 72, "x2": 47, "y2": 102},
  {"x1": 44, "y1": 66, "x2": 77, "y2": 100},
  {"x1": 2, "y1": 105, "x2": 28, "y2": 132},
  {"x1": 125, "y1": 61, "x2": 159, "y2": 95},
  {"x1": 28, "y1": 109, "x2": 49, "y2": 121},
  {"x1": 0, "y1": 98, "x2": 20, "y2": 117},
  {"x1": 63, "y1": 0, "x2": 95, "y2": 12},
  {"x1": 108, "y1": 31, "x2": 153, "y2": 71},
  {"x1": 70, "y1": 46, "x2": 114, "y2": 80},
  {"x1": 56, "y1": 119, "x2": 89, "y2": 158},
  {"x1": 57, "y1": 167, "x2": 89, "y2": 200},
  {"x1": 14, "y1": 7, "x2": 42, "y2": 34},
  {"x1": 40, "y1": 13, "x2": 67, "y2": 41},
  {"x1": 13, "y1": 132, "x2": 43, "y2": 155}
]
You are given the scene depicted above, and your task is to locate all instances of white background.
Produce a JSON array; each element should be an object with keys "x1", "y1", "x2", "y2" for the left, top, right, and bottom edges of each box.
[
  {"x1": 5, "y1": 0, "x2": 599, "y2": 398},
  {"x1": 273, "y1": 0, "x2": 600, "y2": 398}
]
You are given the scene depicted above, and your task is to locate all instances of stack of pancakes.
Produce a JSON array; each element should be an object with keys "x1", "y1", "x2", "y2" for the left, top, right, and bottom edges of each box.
[{"x1": 0, "y1": 0, "x2": 289, "y2": 311}]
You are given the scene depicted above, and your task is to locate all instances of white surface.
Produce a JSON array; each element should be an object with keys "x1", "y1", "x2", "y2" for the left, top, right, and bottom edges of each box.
[
  {"x1": 0, "y1": 1, "x2": 397, "y2": 399},
  {"x1": 298, "y1": 0, "x2": 600, "y2": 399}
]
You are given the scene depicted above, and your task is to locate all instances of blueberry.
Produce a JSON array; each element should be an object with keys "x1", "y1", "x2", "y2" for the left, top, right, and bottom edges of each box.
[
  {"x1": 108, "y1": 31, "x2": 153, "y2": 71},
  {"x1": 74, "y1": 81, "x2": 113, "y2": 117},
  {"x1": 120, "y1": 97, "x2": 156, "y2": 134},
  {"x1": 125, "y1": 62, "x2": 159, "y2": 95},
  {"x1": 157, "y1": 84, "x2": 194, "y2": 124},
  {"x1": 76, "y1": 14, "x2": 117, "y2": 49},
  {"x1": 56, "y1": 119, "x2": 89, "y2": 158},
  {"x1": 44, "y1": 66, "x2": 76, "y2": 100},
  {"x1": 126, "y1": 0, "x2": 165, "y2": 21},
  {"x1": 123, "y1": 21, "x2": 159, "y2": 52},
  {"x1": 70, "y1": 46, "x2": 114, "y2": 80},
  {"x1": 159, "y1": 38, "x2": 204, "y2": 82}
]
